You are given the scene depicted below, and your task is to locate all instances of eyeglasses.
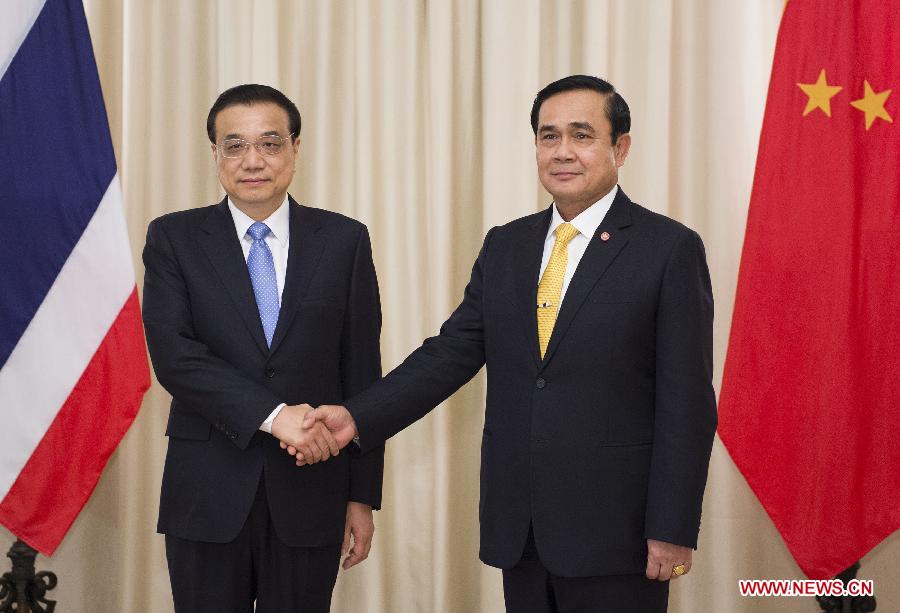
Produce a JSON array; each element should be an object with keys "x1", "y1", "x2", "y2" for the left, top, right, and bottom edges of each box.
[{"x1": 217, "y1": 133, "x2": 295, "y2": 158}]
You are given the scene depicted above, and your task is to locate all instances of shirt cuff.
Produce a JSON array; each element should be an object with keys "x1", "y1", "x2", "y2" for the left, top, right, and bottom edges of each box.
[{"x1": 259, "y1": 403, "x2": 286, "y2": 433}]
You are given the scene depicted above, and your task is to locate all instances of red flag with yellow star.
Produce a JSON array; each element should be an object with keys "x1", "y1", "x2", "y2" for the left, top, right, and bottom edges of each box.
[{"x1": 718, "y1": 0, "x2": 899, "y2": 579}]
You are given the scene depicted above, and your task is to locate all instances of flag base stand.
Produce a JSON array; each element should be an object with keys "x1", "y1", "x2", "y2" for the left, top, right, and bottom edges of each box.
[
  {"x1": 815, "y1": 561, "x2": 876, "y2": 612},
  {"x1": 0, "y1": 540, "x2": 57, "y2": 612}
]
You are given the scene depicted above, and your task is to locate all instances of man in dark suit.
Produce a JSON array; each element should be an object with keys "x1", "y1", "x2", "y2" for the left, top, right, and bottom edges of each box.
[
  {"x1": 142, "y1": 84, "x2": 383, "y2": 613},
  {"x1": 296, "y1": 75, "x2": 716, "y2": 612}
]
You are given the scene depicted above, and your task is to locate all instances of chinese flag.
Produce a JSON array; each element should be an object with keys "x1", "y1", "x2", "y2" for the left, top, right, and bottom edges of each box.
[{"x1": 718, "y1": 0, "x2": 900, "y2": 579}]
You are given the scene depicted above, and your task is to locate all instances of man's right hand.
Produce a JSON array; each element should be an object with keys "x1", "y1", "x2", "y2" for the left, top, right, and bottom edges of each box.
[
  {"x1": 271, "y1": 403, "x2": 340, "y2": 464},
  {"x1": 281, "y1": 405, "x2": 358, "y2": 466}
]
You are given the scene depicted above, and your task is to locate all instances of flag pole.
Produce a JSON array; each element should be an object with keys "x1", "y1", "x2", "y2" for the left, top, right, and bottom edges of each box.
[
  {"x1": 0, "y1": 539, "x2": 57, "y2": 612},
  {"x1": 814, "y1": 561, "x2": 876, "y2": 612}
]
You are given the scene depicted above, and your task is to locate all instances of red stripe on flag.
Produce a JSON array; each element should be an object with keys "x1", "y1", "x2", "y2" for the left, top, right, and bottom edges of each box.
[{"x1": 0, "y1": 289, "x2": 150, "y2": 555}]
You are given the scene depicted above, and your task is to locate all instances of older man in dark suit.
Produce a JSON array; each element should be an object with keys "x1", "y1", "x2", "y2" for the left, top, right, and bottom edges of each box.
[
  {"x1": 297, "y1": 75, "x2": 716, "y2": 613},
  {"x1": 142, "y1": 84, "x2": 383, "y2": 613}
]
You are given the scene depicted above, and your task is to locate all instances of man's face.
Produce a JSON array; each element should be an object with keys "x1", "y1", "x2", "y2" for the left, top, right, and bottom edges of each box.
[
  {"x1": 211, "y1": 102, "x2": 299, "y2": 216},
  {"x1": 535, "y1": 89, "x2": 630, "y2": 211}
]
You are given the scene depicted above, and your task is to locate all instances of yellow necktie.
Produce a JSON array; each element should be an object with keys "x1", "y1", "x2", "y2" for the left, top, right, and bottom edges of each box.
[{"x1": 537, "y1": 222, "x2": 579, "y2": 358}]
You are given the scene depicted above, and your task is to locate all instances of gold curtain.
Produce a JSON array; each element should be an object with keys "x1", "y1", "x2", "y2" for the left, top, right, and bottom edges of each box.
[{"x1": 2, "y1": 1, "x2": 898, "y2": 611}]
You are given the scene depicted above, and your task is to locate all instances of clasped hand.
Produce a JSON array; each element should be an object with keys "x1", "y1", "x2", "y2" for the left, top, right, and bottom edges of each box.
[{"x1": 274, "y1": 404, "x2": 357, "y2": 466}]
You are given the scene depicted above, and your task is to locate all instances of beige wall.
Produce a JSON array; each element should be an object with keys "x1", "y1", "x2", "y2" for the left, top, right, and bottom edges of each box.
[{"x1": 2, "y1": 1, "x2": 897, "y2": 611}]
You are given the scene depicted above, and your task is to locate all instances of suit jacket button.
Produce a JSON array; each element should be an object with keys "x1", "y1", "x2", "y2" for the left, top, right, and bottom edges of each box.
[
  {"x1": 536, "y1": 378, "x2": 546, "y2": 389},
  {"x1": 265, "y1": 368, "x2": 275, "y2": 379}
]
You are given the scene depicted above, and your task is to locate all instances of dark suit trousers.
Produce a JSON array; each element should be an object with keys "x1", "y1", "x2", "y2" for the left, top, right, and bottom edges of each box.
[
  {"x1": 165, "y1": 476, "x2": 341, "y2": 613},
  {"x1": 502, "y1": 528, "x2": 669, "y2": 613}
]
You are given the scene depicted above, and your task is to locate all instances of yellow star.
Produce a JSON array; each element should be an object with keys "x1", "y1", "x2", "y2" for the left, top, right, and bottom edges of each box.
[
  {"x1": 797, "y1": 69, "x2": 843, "y2": 117},
  {"x1": 850, "y1": 80, "x2": 893, "y2": 130}
]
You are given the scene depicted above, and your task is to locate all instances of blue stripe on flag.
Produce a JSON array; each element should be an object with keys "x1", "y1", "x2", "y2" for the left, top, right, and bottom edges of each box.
[{"x1": 0, "y1": 0, "x2": 117, "y2": 369}]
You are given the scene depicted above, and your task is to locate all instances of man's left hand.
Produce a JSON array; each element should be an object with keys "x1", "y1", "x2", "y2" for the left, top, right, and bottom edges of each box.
[
  {"x1": 645, "y1": 539, "x2": 692, "y2": 581},
  {"x1": 342, "y1": 502, "x2": 374, "y2": 570}
]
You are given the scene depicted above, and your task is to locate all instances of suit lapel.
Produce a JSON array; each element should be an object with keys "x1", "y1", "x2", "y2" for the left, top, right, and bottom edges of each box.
[
  {"x1": 514, "y1": 207, "x2": 553, "y2": 368},
  {"x1": 199, "y1": 198, "x2": 270, "y2": 355},
  {"x1": 541, "y1": 188, "x2": 634, "y2": 367},
  {"x1": 269, "y1": 199, "x2": 325, "y2": 354}
]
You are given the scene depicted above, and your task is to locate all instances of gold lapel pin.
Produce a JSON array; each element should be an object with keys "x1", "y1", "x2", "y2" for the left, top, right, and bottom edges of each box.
[{"x1": 600, "y1": 231, "x2": 610, "y2": 241}]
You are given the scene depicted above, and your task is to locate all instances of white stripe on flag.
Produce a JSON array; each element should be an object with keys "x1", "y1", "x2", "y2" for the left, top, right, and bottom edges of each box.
[
  {"x1": 0, "y1": 0, "x2": 47, "y2": 80},
  {"x1": 0, "y1": 174, "x2": 136, "y2": 498}
]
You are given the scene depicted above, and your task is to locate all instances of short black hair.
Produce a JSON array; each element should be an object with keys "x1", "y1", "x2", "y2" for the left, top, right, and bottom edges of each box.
[
  {"x1": 206, "y1": 84, "x2": 301, "y2": 143},
  {"x1": 530, "y1": 75, "x2": 630, "y2": 143}
]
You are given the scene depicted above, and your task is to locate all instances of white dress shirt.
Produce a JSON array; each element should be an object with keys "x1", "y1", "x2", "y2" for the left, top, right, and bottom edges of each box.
[
  {"x1": 227, "y1": 197, "x2": 290, "y2": 433},
  {"x1": 538, "y1": 185, "x2": 618, "y2": 306}
]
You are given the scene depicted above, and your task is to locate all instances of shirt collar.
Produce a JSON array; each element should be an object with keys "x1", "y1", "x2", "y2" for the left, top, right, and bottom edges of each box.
[
  {"x1": 546, "y1": 185, "x2": 618, "y2": 242},
  {"x1": 227, "y1": 196, "x2": 290, "y2": 247}
]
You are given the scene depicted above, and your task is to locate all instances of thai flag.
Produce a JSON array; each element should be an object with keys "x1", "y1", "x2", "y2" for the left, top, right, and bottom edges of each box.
[{"x1": 0, "y1": 0, "x2": 150, "y2": 555}]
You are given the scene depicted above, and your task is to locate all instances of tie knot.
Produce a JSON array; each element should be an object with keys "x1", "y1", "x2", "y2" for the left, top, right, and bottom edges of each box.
[
  {"x1": 554, "y1": 222, "x2": 579, "y2": 246},
  {"x1": 247, "y1": 222, "x2": 271, "y2": 241}
]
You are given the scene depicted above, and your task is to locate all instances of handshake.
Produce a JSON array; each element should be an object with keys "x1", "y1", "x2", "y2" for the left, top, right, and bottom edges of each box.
[{"x1": 271, "y1": 404, "x2": 358, "y2": 466}]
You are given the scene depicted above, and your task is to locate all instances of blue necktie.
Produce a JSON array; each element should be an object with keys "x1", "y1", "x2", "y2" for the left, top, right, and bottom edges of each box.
[{"x1": 246, "y1": 222, "x2": 280, "y2": 346}]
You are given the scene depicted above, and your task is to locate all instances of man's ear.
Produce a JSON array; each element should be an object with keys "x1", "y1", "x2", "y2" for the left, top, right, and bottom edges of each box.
[{"x1": 614, "y1": 133, "x2": 631, "y2": 167}]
